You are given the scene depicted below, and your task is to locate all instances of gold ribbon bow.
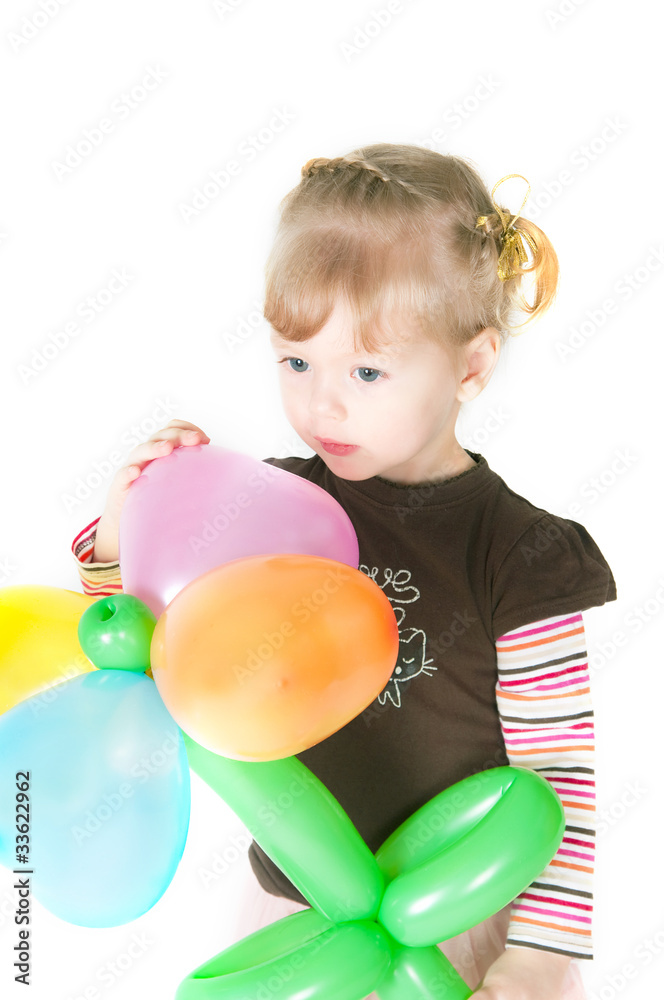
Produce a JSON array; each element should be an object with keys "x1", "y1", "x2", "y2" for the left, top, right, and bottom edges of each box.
[{"x1": 476, "y1": 174, "x2": 538, "y2": 281}]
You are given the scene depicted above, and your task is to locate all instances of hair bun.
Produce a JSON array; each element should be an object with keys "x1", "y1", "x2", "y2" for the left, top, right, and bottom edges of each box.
[{"x1": 475, "y1": 211, "x2": 504, "y2": 240}]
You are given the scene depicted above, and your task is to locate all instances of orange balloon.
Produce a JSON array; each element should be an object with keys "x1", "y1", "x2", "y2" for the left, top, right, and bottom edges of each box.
[{"x1": 150, "y1": 554, "x2": 399, "y2": 761}]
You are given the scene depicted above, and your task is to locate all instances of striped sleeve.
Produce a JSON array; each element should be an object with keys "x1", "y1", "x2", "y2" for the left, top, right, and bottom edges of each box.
[
  {"x1": 71, "y1": 517, "x2": 124, "y2": 595},
  {"x1": 495, "y1": 611, "x2": 595, "y2": 960}
]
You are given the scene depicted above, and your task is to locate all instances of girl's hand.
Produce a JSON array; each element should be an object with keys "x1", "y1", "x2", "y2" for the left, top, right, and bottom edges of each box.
[
  {"x1": 92, "y1": 419, "x2": 211, "y2": 563},
  {"x1": 472, "y1": 947, "x2": 572, "y2": 1000}
]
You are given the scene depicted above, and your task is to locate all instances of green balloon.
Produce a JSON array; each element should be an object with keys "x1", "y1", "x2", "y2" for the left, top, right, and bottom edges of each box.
[
  {"x1": 375, "y1": 942, "x2": 473, "y2": 1000},
  {"x1": 376, "y1": 767, "x2": 565, "y2": 947},
  {"x1": 183, "y1": 732, "x2": 385, "y2": 923},
  {"x1": 176, "y1": 759, "x2": 566, "y2": 998},
  {"x1": 77, "y1": 595, "x2": 156, "y2": 672},
  {"x1": 176, "y1": 909, "x2": 393, "y2": 1000}
]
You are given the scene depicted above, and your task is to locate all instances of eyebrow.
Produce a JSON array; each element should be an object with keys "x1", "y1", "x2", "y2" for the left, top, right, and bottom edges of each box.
[{"x1": 269, "y1": 336, "x2": 403, "y2": 361}]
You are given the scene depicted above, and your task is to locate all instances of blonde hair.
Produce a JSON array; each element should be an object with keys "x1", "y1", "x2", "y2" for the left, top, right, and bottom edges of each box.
[{"x1": 263, "y1": 143, "x2": 559, "y2": 357}]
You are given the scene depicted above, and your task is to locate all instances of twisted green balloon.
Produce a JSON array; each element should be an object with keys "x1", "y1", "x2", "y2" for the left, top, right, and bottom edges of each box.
[{"x1": 180, "y1": 736, "x2": 564, "y2": 1000}]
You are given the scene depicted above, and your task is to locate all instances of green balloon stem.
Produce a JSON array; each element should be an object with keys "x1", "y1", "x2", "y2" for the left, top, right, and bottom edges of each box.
[{"x1": 182, "y1": 731, "x2": 384, "y2": 924}]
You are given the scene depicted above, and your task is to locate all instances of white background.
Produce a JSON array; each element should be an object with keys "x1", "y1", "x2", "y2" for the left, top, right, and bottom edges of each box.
[{"x1": 1, "y1": 1, "x2": 661, "y2": 998}]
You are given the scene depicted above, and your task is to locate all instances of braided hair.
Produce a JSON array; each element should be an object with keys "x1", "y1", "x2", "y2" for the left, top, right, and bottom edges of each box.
[{"x1": 264, "y1": 144, "x2": 558, "y2": 355}]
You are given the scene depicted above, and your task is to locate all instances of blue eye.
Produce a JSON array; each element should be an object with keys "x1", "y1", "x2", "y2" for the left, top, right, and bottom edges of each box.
[
  {"x1": 355, "y1": 367, "x2": 382, "y2": 383},
  {"x1": 277, "y1": 358, "x2": 386, "y2": 382},
  {"x1": 280, "y1": 357, "x2": 309, "y2": 373}
]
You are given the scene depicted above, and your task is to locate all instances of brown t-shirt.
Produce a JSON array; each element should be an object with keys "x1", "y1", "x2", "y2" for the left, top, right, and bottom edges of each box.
[{"x1": 248, "y1": 450, "x2": 617, "y2": 903}]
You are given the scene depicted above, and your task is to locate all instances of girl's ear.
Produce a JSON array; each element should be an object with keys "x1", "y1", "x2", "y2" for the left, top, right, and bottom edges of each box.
[{"x1": 455, "y1": 327, "x2": 501, "y2": 403}]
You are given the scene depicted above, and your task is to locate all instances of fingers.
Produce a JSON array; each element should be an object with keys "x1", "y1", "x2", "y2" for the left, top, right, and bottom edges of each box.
[
  {"x1": 125, "y1": 419, "x2": 211, "y2": 470},
  {"x1": 94, "y1": 418, "x2": 212, "y2": 561},
  {"x1": 104, "y1": 419, "x2": 211, "y2": 522}
]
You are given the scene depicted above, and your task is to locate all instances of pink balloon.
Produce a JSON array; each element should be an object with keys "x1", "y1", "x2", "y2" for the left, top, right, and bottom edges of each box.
[{"x1": 119, "y1": 444, "x2": 359, "y2": 616}]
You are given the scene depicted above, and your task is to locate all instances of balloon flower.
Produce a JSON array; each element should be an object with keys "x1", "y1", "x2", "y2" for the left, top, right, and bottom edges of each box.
[
  {"x1": 0, "y1": 443, "x2": 566, "y2": 998},
  {"x1": 99, "y1": 591, "x2": 563, "y2": 999}
]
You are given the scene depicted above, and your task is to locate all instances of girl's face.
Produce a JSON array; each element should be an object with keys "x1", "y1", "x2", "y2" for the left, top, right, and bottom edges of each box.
[{"x1": 269, "y1": 300, "x2": 477, "y2": 485}]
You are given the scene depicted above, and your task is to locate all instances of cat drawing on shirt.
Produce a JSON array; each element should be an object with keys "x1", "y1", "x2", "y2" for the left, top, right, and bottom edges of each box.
[{"x1": 359, "y1": 565, "x2": 436, "y2": 709}]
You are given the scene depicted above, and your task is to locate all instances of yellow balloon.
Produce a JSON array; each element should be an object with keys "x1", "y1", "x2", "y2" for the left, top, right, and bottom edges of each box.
[{"x1": 0, "y1": 586, "x2": 98, "y2": 715}]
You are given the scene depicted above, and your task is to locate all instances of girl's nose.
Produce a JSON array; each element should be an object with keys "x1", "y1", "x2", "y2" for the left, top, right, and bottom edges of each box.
[{"x1": 307, "y1": 376, "x2": 347, "y2": 420}]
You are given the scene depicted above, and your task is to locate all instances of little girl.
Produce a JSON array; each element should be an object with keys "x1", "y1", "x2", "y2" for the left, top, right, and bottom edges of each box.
[{"x1": 72, "y1": 144, "x2": 617, "y2": 999}]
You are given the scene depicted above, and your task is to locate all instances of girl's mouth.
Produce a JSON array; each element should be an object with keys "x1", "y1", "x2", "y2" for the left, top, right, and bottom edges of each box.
[{"x1": 315, "y1": 439, "x2": 359, "y2": 456}]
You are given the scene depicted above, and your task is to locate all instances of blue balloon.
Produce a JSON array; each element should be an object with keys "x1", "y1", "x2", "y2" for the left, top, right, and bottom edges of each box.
[{"x1": 0, "y1": 670, "x2": 190, "y2": 927}]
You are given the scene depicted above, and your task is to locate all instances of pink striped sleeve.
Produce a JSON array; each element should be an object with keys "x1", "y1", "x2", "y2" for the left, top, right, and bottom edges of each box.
[
  {"x1": 71, "y1": 517, "x2": 124, "y2": 596},
  {"x1": 495, "y1": 612, "x2": 595, "y2": 960}
]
